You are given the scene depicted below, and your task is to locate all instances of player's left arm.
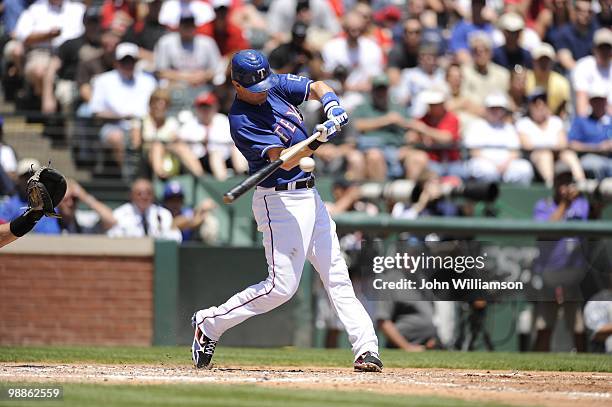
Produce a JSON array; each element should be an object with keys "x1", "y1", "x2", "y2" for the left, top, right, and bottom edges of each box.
[{"x1": 308, "y1": 81, "x2": 349, "y2": 129}]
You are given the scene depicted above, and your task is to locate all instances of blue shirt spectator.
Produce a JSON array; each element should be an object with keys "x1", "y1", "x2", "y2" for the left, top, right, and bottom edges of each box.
[
  {"x1": 3, "y1": 0, "x2": 32, "y2": 34},
  {"x1": 553, "y1": 21, "x2": 600, "y2": 62},
  {"x1": 568, "y1": 113, "x2": 612, "y2": 145},
  {"x1": 449, "y1": 20, "x2": 495, "y2": 55},
  {"x1": 492, "y1": 46, "x2": 533, "y2": 70}
]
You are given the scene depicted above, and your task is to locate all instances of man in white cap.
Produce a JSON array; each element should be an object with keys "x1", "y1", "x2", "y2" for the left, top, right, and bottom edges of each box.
[
  {"x1": 526, "y1": 43, "x2": 570, "y2": 116},
  {"x1": 572, "y1": 28, "x2": 612, "y2": 117},
  {"x1": 0, "y1": 158, "x2": 60, "y2": 235},
  {"x1": 492, "y1": 12, "x2": 533, "y2": 70},
  {"x1": 401, "y1": 88, "x2": 464, "y2": 180},
  {"x1": 568, "y1": 87, "x2": 612, "y2": 179},
  {"x1": 90, "y1": 42, "x2": 157, "y2": 170},
  {"x1": 464, "y1": 93, "x2": 534, "y2": 184}
]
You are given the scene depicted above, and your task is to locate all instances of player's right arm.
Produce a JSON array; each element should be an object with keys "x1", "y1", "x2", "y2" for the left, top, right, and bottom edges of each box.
[{"x1": 0, "y1": 209, "x2": 42, "y2": 249}]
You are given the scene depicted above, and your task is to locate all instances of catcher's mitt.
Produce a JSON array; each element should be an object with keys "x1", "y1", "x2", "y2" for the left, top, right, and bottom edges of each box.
[{"x1": 26, "y1": 166, "x2": 67, "y2": 218}]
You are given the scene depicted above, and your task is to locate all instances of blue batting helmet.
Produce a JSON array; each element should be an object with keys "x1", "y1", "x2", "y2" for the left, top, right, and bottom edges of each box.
[{"x1": 231, "y1": 49, "x2": 279, "y2": 93}]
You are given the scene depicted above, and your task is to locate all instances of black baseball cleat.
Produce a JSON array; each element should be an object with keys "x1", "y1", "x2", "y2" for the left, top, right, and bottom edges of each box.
[
  {"x1": 353, "y1": 351, "x2": 383, "y2": 372},
  {"x1": 191, "y1": 312, "x2": 218, "y2": 369}
]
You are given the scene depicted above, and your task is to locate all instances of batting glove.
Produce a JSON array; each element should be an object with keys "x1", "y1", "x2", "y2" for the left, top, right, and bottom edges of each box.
[
  {"x1": 314, "y1": 120, "x2": 340, "y2": 143},
  {"x1": 321, "y1": 92, "x2": 349, "y2": 128}
]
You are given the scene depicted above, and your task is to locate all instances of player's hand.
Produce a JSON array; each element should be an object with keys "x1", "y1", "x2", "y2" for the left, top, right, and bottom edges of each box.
[
  {"x1": 327, "y1": 105, "x2": 349, "y2": 128},
  {"x1": 314, "y1": 120, "x2": 340, "y2": 143}
]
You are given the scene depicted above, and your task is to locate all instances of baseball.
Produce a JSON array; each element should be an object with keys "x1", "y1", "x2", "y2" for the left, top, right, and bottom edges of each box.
[{"x1": 299, "y1": 157, "x2": 316, "y2": 172}]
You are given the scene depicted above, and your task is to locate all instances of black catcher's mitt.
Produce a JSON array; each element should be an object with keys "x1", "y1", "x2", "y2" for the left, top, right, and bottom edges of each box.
[{"x1": 26, "y1": 166, "x2": 67, "y2": 218}]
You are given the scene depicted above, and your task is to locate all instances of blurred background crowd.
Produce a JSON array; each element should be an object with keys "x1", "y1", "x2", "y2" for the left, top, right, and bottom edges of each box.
[{"x1": 0, "y1": 0, "x2": 611, "y2": 353}]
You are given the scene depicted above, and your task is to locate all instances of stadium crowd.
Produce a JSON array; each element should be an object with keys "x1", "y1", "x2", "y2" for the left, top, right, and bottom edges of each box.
[{"x1": 0, "y1": 0, "x2": 611, "y2": 352}]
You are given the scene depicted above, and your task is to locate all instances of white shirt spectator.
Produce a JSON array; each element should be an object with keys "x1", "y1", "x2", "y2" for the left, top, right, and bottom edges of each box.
[
  {"x1": 393, "y1": 67, "x2": 447, "y2": 117},
  {"x1": 90, "y1": 70, "x2": 157, "y2": 118},
  {"x1": 158, "y1": 0, "x2": 214, "y2": 29},
  {"x1": 584, "y1": 291, "x2": 612, "y2": 353},
  {"x1": 322, "y1": 37, "x2": 383, "y2": 89},
  {"x1": 0, "y1": 145, "x2": 17, "y2": 173},
  {"x1": 267, "y1": 0, "x2": 340, "y2": 37},
  {"x1": 107, "y1": 202, "x2": 182, "y2": 241},
  {"x1": 154, "y1": 32, "x2": 221, "y2": 73},
  {"x1": 515, "y1": 115, "x2": 564, "y2": 148},
  {"x1": 178, "y1": 111, "x2": 233, "y2": 160},
  {"x1": 572, "y1": 55, "x2": 612, "y2": 105},
  {"x1": 14, "y1": 0, "x2": 85, "y2": 49},
  {"x1": 464, "y1": 118, "x2": 521, "y2": 162}
]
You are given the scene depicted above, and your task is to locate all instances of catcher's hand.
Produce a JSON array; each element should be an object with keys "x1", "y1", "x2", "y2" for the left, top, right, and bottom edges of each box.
[{"x1": 26, "y1": 166, "x2": 67, "y2": 218}]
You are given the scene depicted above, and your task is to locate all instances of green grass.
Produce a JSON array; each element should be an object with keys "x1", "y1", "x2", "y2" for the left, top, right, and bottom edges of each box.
[
  {"x1": 0, "y1": 383, "x2": 510, "y2": 407},
  {"x1": 1, "y1": 346, "x2": 610, "y2": 372}
]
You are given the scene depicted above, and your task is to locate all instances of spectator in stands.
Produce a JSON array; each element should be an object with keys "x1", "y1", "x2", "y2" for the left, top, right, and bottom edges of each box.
[
  {"x1": 198, "y1": 0, "x2": 249, "y2": 57},
  {"x1": 465, "y1": 93, "x2": 534, "y2": 185},
  {"x1": 386, "y1": 18, "x2": 422, "y2": 87},
  {"x1": 517, "y1": 89, "x2": 585, "y2": 187},
  {"x1": 325, "y1": 178, "x2": 378, "y2": 216},
  {"x1": 445, "y1": 63, "x2": 484, "y2": 127},
  {"x1": 158, "y1": 0, "x2": 214, "y2": 30},
  {"x1": 401, "y1": 89, "x2": 464, "y2": 181},
  {"x1": 450, "y1": 0, "x2": 497, "y2": 64},
  {"x1": 269, "y1": 21, "x2": 324, "y2": 79},
  {"x1": 161, "y1": 181, "x2": 218, "y2": 243},
  {"x1": 0, "y1": 118, "x2": 17, "y2": 196},
  {"x1": 493, "y1": 12, "x2": 533, "y2": 70},
  {"x1": 392, "y1": 43, "x2": 446, "y2": 117},
  {"x1": 154, "y1": 13, "x2": 221, "y2": 89},
  {"x1": 122, "y1": 0, "x2": 167, "y2": 70},
  {"x1": 507, "y1": 64, "x2": 529, "y2": 117},
  {"x1": 322, "y1": 11, "x2": 383, "y2": 92},
  {"x1": 553, "y1": 0, "x2": 600, "y2": 71},
  {"x1": 526, "y1": 42, "x2": 571, "y2": 117},
  {"x1": 584, "y1": 290, "x2": 612, "y2": 353},
  {"x1": 178, "y1": 92, "x2": 247, "y2": 180},
  {"x1": 7, "y1": 0, "x2": 85, "y2": 99},
  {"x1": 107, "y1": 178, "x2": 181, "y2": 241},
  {"x1": 597, "y1": 0, "x2": 612, "y2": 28},
  {"x1": 532, "y1": 168, "x2": 589, "y2": 352},
  {"x1": 90, "y1": 42, "x2": 157, "y2": 170},
  {"x1": 41, "y1": 7, "x2": 102, "y2": 114},
  {"x1": 353, "y1": 74, "x2": 409, "y2": 181},
  {"x1": 136, "y1": 88, "x2": 204, "y2": 179},
  {"x1": 461, "y1": 33, "x2": 510, "y2": 112},
  {"x1": 75, "y1": 29, "x2": 120, "y2": 113},
  {"x1": 534, "y1": 0, "x2": 571, "y2": 44},
  {"x1": 0, "y1": 158, "x2": 60, "y2": 234},
  {"x1": 572, "y1": 28, "x2": 612, "y2": 117},
  {"x1": 57, "y1": 179, "x2": 115, "y2": 234},
  {"x1": 100, "y1": 0, "x2": 137, "y2": 35},
  {"x1": 266, "y1": 0, "x2": 340, "y2": 46},
  {"x1": 568, "y1": 89, "x2": 612, "y2": 180}
]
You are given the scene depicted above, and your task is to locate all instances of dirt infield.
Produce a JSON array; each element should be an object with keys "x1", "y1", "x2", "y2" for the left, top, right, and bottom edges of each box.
[{"x1": 1, "y1": 363, "x2": 611, "y2": 406}]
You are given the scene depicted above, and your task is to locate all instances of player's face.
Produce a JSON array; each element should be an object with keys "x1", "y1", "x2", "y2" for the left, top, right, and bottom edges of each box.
[{"x1": 233, "y1": 80, "x2": 268, "y2": 105}]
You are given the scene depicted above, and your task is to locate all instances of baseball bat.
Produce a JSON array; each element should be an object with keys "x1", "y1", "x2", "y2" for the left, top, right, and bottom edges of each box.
[{"x1": 223, "y1": 131, "x2": 321, "y2": 204}]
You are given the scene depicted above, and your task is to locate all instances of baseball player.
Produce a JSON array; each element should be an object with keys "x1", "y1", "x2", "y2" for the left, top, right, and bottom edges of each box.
[
  {"x1": 192, "y1": 50, "x2": 382, "y2": 372},
  {"x1": 0, "y1": 166, "x2": 66, "y2": 248}
]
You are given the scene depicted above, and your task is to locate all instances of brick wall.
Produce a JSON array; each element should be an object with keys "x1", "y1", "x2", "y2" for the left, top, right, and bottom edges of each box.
[{"x1": 0, "y1": 254, "x2": 153, "y2": 346}]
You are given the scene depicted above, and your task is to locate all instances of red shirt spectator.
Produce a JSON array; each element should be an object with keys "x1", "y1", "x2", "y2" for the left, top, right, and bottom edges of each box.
[
  {"x1": 419, "y1": 109, "x2": 461, "y2": 162},
  {"x1": 198, "y1": 1, "x2": 248, "y2": 56},
  {"x1": 101, "y1": 0, "x2": 138, "y2": 33}
]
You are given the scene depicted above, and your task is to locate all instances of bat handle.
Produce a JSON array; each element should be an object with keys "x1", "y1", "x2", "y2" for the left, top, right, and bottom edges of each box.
[{"x1": 223, "y1": 193, "x2": 235, "y2": 204}]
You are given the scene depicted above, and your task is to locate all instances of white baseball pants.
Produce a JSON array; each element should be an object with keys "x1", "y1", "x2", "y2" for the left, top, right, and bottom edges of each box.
[{"x1": 195, "y1": 187, "x2": 379, "y2": 359}]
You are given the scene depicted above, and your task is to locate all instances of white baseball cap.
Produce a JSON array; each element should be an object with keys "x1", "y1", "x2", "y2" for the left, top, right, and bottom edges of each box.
[
  {"x1": 17, "y1": 158, "x2": 41, "y2": 176},
  {"x1": 484, "y1": 93, "x2": 509, "y2": 109},
  {"x1": 115, "y1": 42, "x2": 139, "y2": 61},
  {"x1": 531, "y1": 43, "x2": 556, "y2": 60},
  {"x1": 588, "y1": 86, "x2": 609, "y2": 99},
  {"x1": 594, "y1": 28, "x2": 612, "y2": 47},
  {"x1": 421, "y1": 89, "x2": 446, "y2": 105},
  {"x1": 212, "y1": 0, "x2": 231, "y2": 7},
  {"x1": 498, "y1": 12, "x2": 524, "y2": 32}
]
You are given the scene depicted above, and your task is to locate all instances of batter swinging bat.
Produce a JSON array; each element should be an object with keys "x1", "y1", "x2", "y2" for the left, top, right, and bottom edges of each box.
[{"x1": 223, "y1": 131, "x2": 322, "y2": 204}]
